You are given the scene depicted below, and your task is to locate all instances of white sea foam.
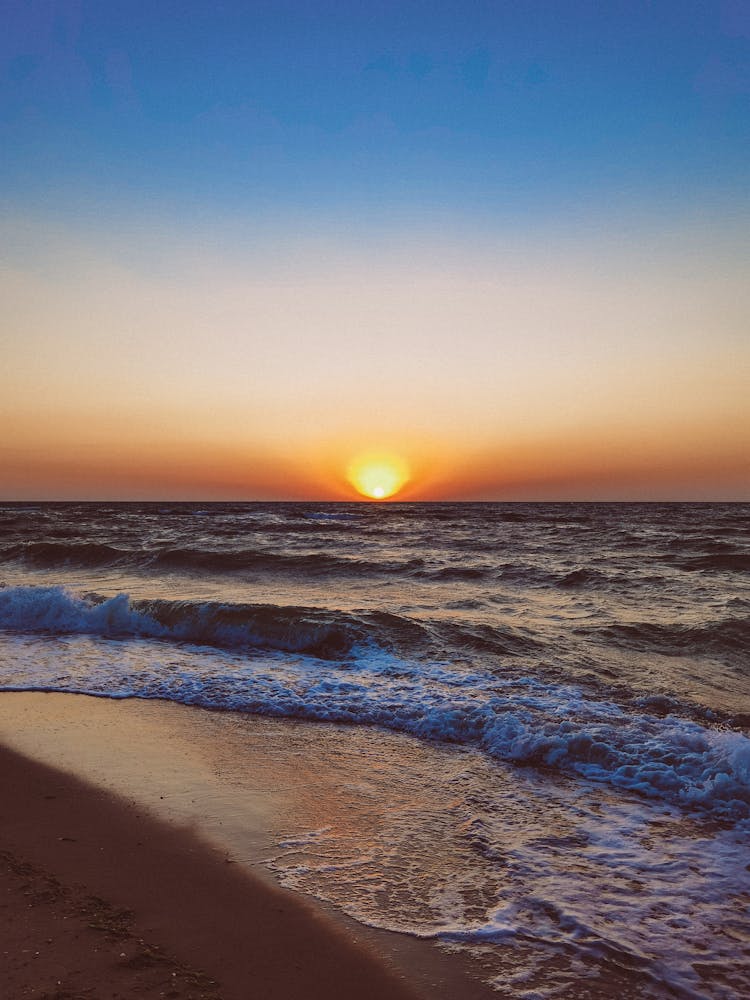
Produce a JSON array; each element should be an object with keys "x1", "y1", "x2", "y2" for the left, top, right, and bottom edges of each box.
[
  {"x1": 258, "y1": 724, "x2": 750, "y2": 1000},
  {"x1": 0, "y1": 585, "x2": 748, "y2": 828},
  {"x1": 0, "y1": 585, "x2": 153, "y2": 635}
]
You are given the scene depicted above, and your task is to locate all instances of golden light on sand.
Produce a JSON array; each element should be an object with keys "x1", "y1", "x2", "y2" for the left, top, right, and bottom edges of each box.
[{"x1": 347, "y1": 452, "x2": 410, "y2": 500}]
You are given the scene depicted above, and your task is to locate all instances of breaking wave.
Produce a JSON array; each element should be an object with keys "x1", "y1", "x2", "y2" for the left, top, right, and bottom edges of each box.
[
  {"x1": 0, "y1": 584, "x2": 364, "y2": 659},
  {"x1": 1, "y1": 585, "x2": 749, "y2": 827},
  {"x1": 0, "y1": 585, "x2": 539, "y2": 661}
]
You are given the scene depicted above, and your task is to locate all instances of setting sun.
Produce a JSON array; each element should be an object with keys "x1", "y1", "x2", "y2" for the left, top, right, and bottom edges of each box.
[{"x1": 346, "y1": 452, "x2": 410, "y2": 500}]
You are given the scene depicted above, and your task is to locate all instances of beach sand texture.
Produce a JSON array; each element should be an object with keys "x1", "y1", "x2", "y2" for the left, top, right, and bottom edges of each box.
[
  {"x1": 0, "y1": 692, "x2": 503, "y2": 1000},
  {"x1": 0, "y1": 714, "x2": 425, "y2": 999}
]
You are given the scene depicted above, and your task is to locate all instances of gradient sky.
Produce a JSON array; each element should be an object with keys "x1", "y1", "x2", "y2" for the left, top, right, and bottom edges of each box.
[{"x1": 2, "y1": 1, "x2": 749, "y2": 500}]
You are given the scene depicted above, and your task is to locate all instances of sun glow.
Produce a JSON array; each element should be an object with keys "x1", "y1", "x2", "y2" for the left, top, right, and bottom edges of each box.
[{"x1": 347, "y1": 452, "x2": 410, "y2": 500}]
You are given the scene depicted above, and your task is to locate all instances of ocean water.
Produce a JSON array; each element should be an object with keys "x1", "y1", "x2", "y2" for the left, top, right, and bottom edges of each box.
[{"x1": 0, "y1": 501, "x2": 748, "y2": 998}]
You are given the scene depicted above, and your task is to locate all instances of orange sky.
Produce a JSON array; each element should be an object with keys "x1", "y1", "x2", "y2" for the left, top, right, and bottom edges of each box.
[{"x1": 2, "y1": 211, "x2": 748, "y2": 501}]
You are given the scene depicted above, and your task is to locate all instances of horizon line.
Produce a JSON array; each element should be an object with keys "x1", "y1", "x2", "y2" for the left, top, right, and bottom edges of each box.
[{"x1": 2, "y1": 497, "x2": 747, "y2": 505}]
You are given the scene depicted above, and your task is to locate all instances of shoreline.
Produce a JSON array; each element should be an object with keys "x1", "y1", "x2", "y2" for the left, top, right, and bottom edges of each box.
[
  {"x1": 0, "y1": 691, "x2": 504, "y2": 1000},
  {"x1": 0, "y1": 735, "x2": 423, "y2": 1000}
]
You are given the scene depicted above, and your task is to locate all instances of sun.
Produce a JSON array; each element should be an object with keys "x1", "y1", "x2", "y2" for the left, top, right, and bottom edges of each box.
[{"x1": 346, "y1": 452, "x2": 410, "y2": 500}]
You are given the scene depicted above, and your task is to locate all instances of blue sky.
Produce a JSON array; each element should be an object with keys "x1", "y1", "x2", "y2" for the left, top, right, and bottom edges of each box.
[{"x1": 2, "y1": 1, "x2": 748, "y2": 222}]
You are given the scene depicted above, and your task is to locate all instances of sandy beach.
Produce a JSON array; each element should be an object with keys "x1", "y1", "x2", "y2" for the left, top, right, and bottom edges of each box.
[
  {"x1": 0, "y1": 738, "x2": 427, "y2": 1000},
  {"x1": 0, "y1": 691, "x2": 505, "y2": 1000}
]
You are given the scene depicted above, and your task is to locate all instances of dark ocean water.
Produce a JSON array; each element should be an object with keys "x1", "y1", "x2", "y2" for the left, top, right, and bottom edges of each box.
[{"x1": 0, "y1": 501, "x2": 748, "y2": 998}]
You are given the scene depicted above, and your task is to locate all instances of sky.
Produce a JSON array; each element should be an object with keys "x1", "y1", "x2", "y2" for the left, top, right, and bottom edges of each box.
[{"x1": 1, "y1": 0, "x2": 749, "y2": 500}]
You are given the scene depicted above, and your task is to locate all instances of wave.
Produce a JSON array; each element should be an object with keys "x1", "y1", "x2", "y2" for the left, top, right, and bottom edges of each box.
[
  {"x1": 674, "y1": 553, "x2": 750, "y2": 573},
  {"x1": 556, "y1": 567, "x2": 608, "y2": 588},
  {"x1": 0, "y1": 539, "x2": 657, "y2": 591},
  {"x1": 0, "y1": 585, "x2": 368, "y2": 659},
  {"x1": 302, "y1": 511, "x2": 360, "y2": 522},
  {"x1": 584, "y1": 617, "x2": 750, "y2": 665},
  {"x1": 420, "y1": 565, "x2": 491, "y2": 582},
  {"x1": 427, "y1": 618, "x2": 542, "y2": 657},
  {"x1": 151, "y1": 547, "x2": 427, "y2": 577},
  {"x1": 666, "y1": 535, "x2": 739, "y2": 553},
  {"x1": 1, "y1": 541, "x2": 130, "y2": 568},
  {"x1": 0, "y1": 540, "x2": 425, "y2": 578},
  {"x1": 0, "y1": 585, "x2": 542, "y2": 662},
  {"x1": 1, "y1": 587, "x2": 748, "y2": 826}
]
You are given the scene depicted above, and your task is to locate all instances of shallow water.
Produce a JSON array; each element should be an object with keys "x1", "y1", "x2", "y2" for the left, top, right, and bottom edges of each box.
[{"x1": 0, "y1": 501, "x2": 748, "y2": 997}]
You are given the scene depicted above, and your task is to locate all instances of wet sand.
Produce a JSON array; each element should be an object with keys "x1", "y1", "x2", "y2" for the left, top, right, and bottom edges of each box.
[
  {"x1": 0, "y1": 692, "x2": 501, "y2": 1000},
  {"x1": 0, "y1": 739, "x2": 426, "y2": 999}
]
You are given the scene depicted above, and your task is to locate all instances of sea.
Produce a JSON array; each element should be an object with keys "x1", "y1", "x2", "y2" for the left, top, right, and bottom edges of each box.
[{"x1": 0, "y1": 501, "x2": 748, "y2": 999}]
